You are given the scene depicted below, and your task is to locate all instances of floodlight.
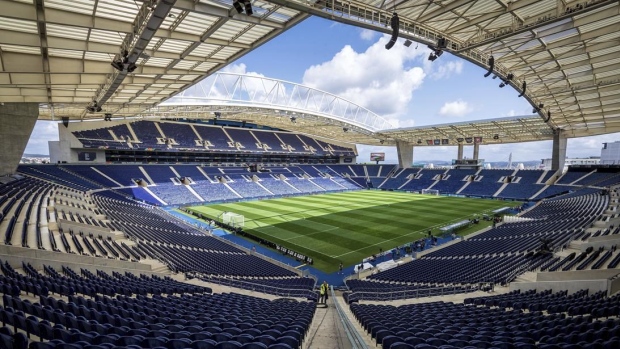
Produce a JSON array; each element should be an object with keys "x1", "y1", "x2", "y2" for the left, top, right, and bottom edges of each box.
[
  {"x1": 232, "y1": 0, "x2": 243, "y2": 13},
  {"x1": 111, "y1": 60, "x2": 124, "y2": 71},
  {"x1": 244, "y1": 1, "x2": 253, "y2": 15}
]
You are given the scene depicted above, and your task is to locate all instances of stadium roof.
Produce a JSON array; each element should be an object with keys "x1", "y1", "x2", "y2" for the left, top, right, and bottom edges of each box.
[
  {"x1": 380, "y1": 115, "x2": 555, "y2": 146},
  {"x1": 264, "y1": 0, "x2": 620, "y2": 137},
  {"x1": 144, "y1": 72, "x2": 394, "y2": 144},
  {"x1": 2, "y1": 0, "x2": 620, "y2": 146},
  {"x1": 0, "y1": 0, "x2": 307, "y2": 119}
]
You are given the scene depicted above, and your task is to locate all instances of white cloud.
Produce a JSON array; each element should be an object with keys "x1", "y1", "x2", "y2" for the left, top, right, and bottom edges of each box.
[
  {"x1": 431, "y1": 60, "x2": 463, "y2": 80},
  {"x1": 439, "y1": 99, "x2": 473, "y2": 117},
  {"x1": 359, "y1": 29, "x2": 376, "y2": 41},
  {"x1": 25, "y1": 121, "x2": 58, "y2": 155},
  {"x1": 302, "y1": 34, "x2": 427, "y2": 120}
]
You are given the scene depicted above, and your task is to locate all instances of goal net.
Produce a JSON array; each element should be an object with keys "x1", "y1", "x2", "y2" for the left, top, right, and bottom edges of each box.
[
  {"x1": 421, "y1": 189, "x2": 439, "y2": 196},
  {"x1": 221, "y1": 212, "x2": 245, "y2": 228}
]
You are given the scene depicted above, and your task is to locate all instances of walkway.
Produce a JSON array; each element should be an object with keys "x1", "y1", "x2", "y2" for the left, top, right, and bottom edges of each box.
[{"x1": 304, "y1": 298, "x2": 353, "y2": 349}]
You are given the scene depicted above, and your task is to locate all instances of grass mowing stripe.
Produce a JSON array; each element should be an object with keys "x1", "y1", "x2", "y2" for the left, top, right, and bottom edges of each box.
[{"x1": 187, "y1": 191, "x2": 516, "y2": 272}]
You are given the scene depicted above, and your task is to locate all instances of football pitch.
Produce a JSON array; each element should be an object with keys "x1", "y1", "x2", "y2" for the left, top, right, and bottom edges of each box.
[{"x1": 186, "y1": 191, "x2": 512, "y2": 272}]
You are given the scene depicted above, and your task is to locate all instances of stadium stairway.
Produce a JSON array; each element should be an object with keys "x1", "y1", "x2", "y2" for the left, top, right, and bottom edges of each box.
[{"x1": 301, "y1": 294, "x2": 359, "y2": 349}]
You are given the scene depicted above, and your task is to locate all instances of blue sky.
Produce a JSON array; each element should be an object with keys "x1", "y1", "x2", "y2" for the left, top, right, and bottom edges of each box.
[{"x1": 26, "y1": 16, "x2": 619, "y2": 163}]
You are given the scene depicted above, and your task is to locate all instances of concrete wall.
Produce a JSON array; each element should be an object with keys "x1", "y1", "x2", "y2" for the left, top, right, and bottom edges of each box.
[
  {"x1": 396, "y1": 141, "x2": 413, "y2": 168},
  {"x1": 56, "y1": 219, "x2": 120, "y2": 240},
  {"x1": 0, "y1": 103, "x2": 39, "y2": 175},
  {"x1": 510, "y1": 279, "x2": 610, "y2": 295},
  {"x1": 579, "y1": 235, "x2": 620, "y2": 251},
  {"x1": 609, "y1": 277, "x2": 620, "y2": 295},
  {"x1": 53, "y1": 121, "x2": 107, "y2": 164},
  {"x1": 509, "y1": 269, "x2": 620, "y2": 295},
  {"x1": 50, "y1": 140, "x2": 106, "y2": 164},
  {"x1": 0, "y1": 245, "x2": 151, "y2": 271},
  {"x1": 551, "y1": 130, "x2": 567, "y2": 171},
  {"x1": 49, "y1": 140, "x2": 71, "y2": 164},
  {"x1": 537, "y1": 269, "x2": 620, "y2": 282}
]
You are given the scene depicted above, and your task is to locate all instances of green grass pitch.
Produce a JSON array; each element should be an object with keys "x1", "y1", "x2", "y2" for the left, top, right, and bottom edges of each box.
[{"x1": 186, "y1": 191, "x2": 513, "y2": 273}]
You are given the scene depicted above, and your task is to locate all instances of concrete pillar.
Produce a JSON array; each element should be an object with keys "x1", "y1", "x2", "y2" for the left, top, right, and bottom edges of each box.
[
  {"x1": 552, "y1": 129, "x2": 567, "y2": 171},
  {"x1": 0, "y1": 103, "x2": 39, "y2": 176},
  {"x1": 457, "y1": 143, "x2": 464, "y2": 160},
  {"x1": 396, "y1": 141, "x2": 414, "y2": 168},
  {"x1": 473, "y1": 143, "x2": 480, "y2": 160}
]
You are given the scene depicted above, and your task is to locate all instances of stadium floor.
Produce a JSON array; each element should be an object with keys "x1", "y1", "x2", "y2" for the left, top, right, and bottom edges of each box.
[{"x1": 186, "y1": 190, "x2": 511, "y2": 273}]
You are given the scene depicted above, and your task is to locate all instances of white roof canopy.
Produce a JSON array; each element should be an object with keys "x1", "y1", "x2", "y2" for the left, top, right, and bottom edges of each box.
[{"x1": 0, "y1": 0, "x2": 307, "y2": 119}]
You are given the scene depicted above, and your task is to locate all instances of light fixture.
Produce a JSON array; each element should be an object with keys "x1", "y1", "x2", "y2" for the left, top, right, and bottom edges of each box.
[
  {"x1": 437, "y1": 37, "x2": 447, "y2": 49},
  {"x1": 232, "y1": 0, "x2": 244, "y2": 13},
  {"x1": 427, "y1": 44, "x2": 443, "y2": 62},
  {"x1": 499, "y1": 73, "x2": 513, "y2": 88},
  {"x1": 532, "y1": 103, "x2": 544, "y2": 114},
  {"x1": 104, "y1": 113, "x2": 112, "y2": 121},
  {"x1": 493, "y1": 134, "x2": 499, "y2": 140},
  {"x1": 243, "y1": 0, "x2": 253, "y2": 15},
  {"x1": 343, "y1": 127, "x2": 349, "y2": 132},
  {"x1": 380, "y1": 139, "x2": 385, "y2": 144},
  {"x1": 290, "y1": 116, "x2": 296, "y2": 123},
  {"x1": 214, "y1": 112, "x2": 221, "y2": 119},
  {"x1": 111, "y1": 60, "x2": 124, "y2": 71}
]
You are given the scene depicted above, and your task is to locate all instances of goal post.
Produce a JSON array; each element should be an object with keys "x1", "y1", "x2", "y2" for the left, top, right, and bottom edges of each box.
[
  {"x1": 221, "y1": 212, "x2": 245, "y2": 228},
  {"x1": 421, "y1": 189, "x2": 439, "y2": 196}
]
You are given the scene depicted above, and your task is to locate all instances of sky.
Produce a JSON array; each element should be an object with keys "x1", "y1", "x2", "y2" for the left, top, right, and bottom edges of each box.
[{"x1": 25, "y1": 16, "x2": 620, "y2": 163}]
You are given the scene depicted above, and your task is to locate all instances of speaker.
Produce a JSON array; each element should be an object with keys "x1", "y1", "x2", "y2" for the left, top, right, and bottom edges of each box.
[
  {"x1": 385, "y1": 13, "x2": 399, "y2": 50},
  {"x1": 484, "y1": 55, "x2": 494, "y2": 78},
  {"x1": 62, "y1": 117, "x2": 69, "y2": 128},
  {"x1": 518, "y1": 80, "x2": 527, "y2": 97}
]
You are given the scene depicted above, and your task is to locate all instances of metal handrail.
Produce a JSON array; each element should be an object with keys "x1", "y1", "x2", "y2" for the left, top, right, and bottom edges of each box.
[{"x1": 330, "y1": 286, "x2": 368, "y2": 349}]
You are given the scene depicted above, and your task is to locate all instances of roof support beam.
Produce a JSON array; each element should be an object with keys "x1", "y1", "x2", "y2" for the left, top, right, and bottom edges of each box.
[
  {"x1": 168, "y1": 0, "x2": 284, "y2": 29},
  {"x1": 502, "y1": 40, "x2": 620, "y2": 71},
  {"x1": 445, "y1": 0, "x2": 540, "y2": 34},
  {"x1": 417, "y1": 0, "x2": 476, "y2": 23},
  {"x1": 89, "y1": 0, "x2": 177, "y2": 116},
  {"x1": 34, "y1": 0, "x2": 51, "y2": 105},
  {"x1": 456, "y1": 0, "x2": 618, "y2": 52},
  {"x1": 0, "y1": 0, "x2": 251, "y2": 49},
  {"x1": 0, "y1": 30, "x2": 228, "y2": 64}
]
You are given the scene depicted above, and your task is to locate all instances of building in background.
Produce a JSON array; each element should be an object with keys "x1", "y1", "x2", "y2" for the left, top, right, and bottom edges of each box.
[
  {"x1": 540, "y1": 157, "x2": 600, "y2": 171},
  {"x1": 601, "y1": 141, "x2": 620, "y2": 164}
]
